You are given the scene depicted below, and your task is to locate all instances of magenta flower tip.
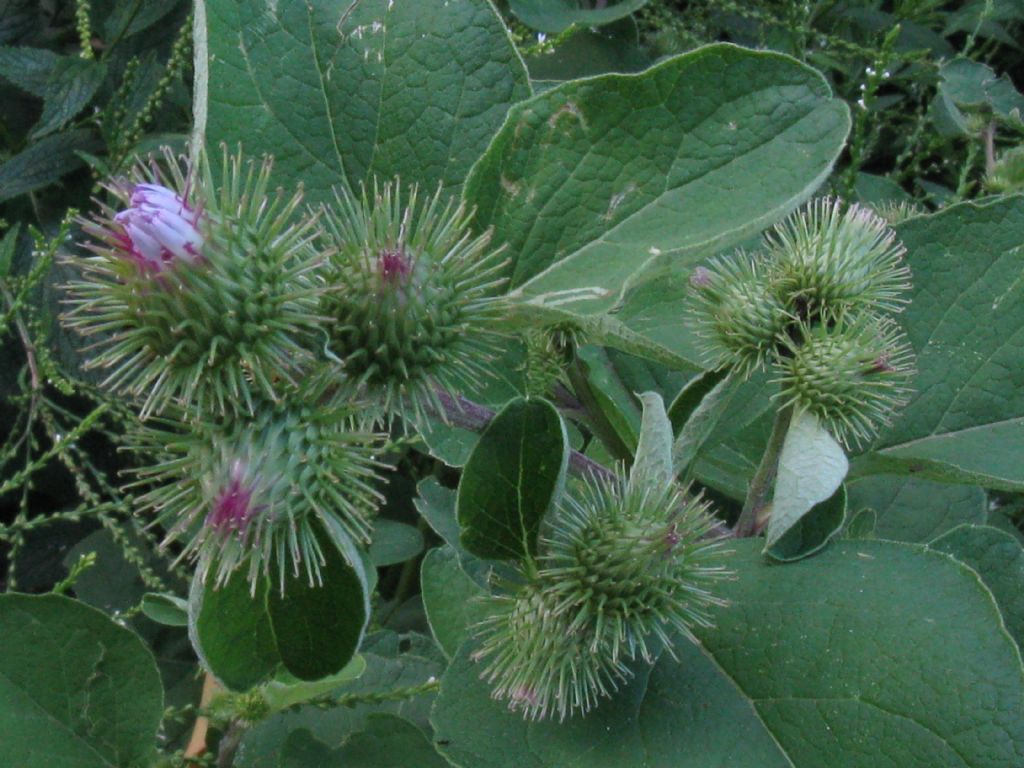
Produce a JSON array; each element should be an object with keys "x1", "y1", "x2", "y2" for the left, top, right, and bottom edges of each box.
[
  {"x1": 207, "y1": 464, "x2": 259, "y2": 535},
  {"x1": 113, "y1": 182, "x2": 205, "y2": 272},
  {"x1": 377, "y1": 247, "x2": 412, "y2": 285}
]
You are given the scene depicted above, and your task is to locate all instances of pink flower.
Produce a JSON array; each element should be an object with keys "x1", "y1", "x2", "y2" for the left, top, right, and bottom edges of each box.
[
  {"x1": 377, "y1": 247, "x2": 412, "y2": 285},
  {"x1": 207, "y1": 461, "x2": 259, "y2": 536},
  {"x1": 113, "y1": 183, "x2": 204, "y2": 271}
]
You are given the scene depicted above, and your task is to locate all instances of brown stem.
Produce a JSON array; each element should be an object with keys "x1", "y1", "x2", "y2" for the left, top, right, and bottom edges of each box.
[
  {"x1": 184, "y1": 673, "x2": 220, "y2": 759},
  {"x1": 983, "y1": 122, "x2": 997, "y2": 177},
  {"x1": 216, "y1": 721, "x2": 246, "y2": 768},
  {"x1": 734, "y1": 405, "x2": 794, "y2": 538}
]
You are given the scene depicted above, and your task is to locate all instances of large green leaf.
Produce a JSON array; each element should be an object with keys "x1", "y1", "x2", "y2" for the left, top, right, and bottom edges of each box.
[
  {"x1": 465, "y1": 43, "x2": 849, "y2": 306},
  {"x1": 0, "y1": 593, "x2": 163, "y2": 768},
  {"x1": 198, "y1": 0, "x2": 530, "y2": 203},
  {"x1": 457, "y1": 397, "x2": 569, "y2": 561},
  {"x1": 699, "y1": 540, "x2": 1024, "y2": 767},
  {"x1": 189, "y1": 528, "x2": 370, "y2": 690},
  {"x1": 433, "y1": 639, "x2": 789, "y2": 768},
  {"x1": 433, "y1": 541, "x2": 1024, "y2": 767},
  {"x1": 853, "y1": 196, "x2": 1024, "y2": 489}
]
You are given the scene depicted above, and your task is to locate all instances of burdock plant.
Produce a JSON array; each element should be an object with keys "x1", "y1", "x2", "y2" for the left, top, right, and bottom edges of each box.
[
  {"x1": 473, "y1": 475, "x2": 730, "y2": 721},
  {"x1": 130, "y1": 378, "x2": 386, "y2": 590},
  {"x1": 318, "y1": 181, "x2": 508, "y2": 427},
  {"x1": 63, "y1": 147, "x2": 326, "y2": 419}
]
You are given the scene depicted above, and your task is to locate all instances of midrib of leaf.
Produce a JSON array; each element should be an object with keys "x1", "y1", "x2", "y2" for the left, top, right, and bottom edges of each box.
[
  {"x1": 237, "y1": 30, "x2": 330, "y2": 176},
  {"x1": 686, "y1": 647, "x2": 798, "y2": 768},
  {"x1": 307, "y1": 3, "x2": 350, "y2": 188},
  {"x1": 363, "y1": 5, "x2": 391, "y2": 185},
  {"x1": 795, "y1": 697, "x2": 970, "y2": 767}
]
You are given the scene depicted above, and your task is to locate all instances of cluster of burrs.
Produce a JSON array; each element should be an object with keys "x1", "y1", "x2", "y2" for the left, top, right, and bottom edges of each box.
[
  {"x1": 64, "y1": 146, "x2": 508, "y2": 590},
  {"x1": 689, "y1": 198, "x2": 915, "y2": 447},
  {"x1": 472, "y1": 474, "x2": 731, "y2": 721}
]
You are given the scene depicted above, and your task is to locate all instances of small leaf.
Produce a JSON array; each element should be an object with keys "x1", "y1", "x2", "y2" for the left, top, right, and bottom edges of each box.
[
  {"x1": 457, "y1": 397, "x2": 569, "y2": 562},
  {"x1": 766, "y1": 483, "x2": 847, "y2": 562},
  {"x1": 142, "y1": 592, "x2": 189, "y2": 627},
  {"x1": 414, "y1": 478, "x2": 460, "y2": 549},
  {"x1": 32, "y1": 57, "x2": 107, "y2": 138},
  {"x1": 189, "y1": 526, "x2": 370, "y2": 689},
  {"x1": 421, "y1": 545, "x2": 490, "y2": 659},
  {"x1": 0, "y1": 593, "x2": 164, "y2": 768},
  {"x1": 261, "y1": 656, "x2": 367, "y2": 714},
  {"x1": 0, "y1": 128, "x2": 98, "y2": 203},
  {"x1": 368, "y1": 519, "x2": 424, "y2": 567},
  {"x1": 670, "y1": 368, "x2": 737, "y2": 477},
  {"x1": 0, "y1": 224, "x2": 21, "y2": 279},
  {"x1": 765, "y1": 409, "x2": 849, "y2": 551},
  {"x1": 237, "y1": 631, "x2": 446, "y2": 765},
  {"x1": 0, "y1": 45, "x2": 61, "y2": 97},
  {"x1": 629, "y1": 391, "x2": 673, "y2": 492}
]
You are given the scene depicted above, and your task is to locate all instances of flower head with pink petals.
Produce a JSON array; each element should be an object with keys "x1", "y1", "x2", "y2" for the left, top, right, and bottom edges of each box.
[{"x1": 113, "y1": 182, "x2": 205, "y2": 272}]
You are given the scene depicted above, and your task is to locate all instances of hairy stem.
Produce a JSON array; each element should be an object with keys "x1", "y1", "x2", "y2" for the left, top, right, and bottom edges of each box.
[{"x1": 734, "y1": 404, "x2": 794, "y2": 538}]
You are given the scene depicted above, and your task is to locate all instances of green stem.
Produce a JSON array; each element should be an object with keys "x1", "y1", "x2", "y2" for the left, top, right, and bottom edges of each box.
[{"x1": 734, "y1": 404, "x2": 793, "y2": 538}]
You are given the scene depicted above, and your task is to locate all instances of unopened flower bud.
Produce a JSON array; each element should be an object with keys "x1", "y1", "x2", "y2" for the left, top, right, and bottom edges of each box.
[
  {"x1": 320, "y1": 181, "x2": 508, "y2": 427},
  {"x1": 766, "y1": 197, "x2": 911, "y2": 320},
  {"x1": 774, "y1": 314, "x2": 915, "y2": 446},
  {"x1": 689, "y1": 251, "x2": 790, "y2": 376}
]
